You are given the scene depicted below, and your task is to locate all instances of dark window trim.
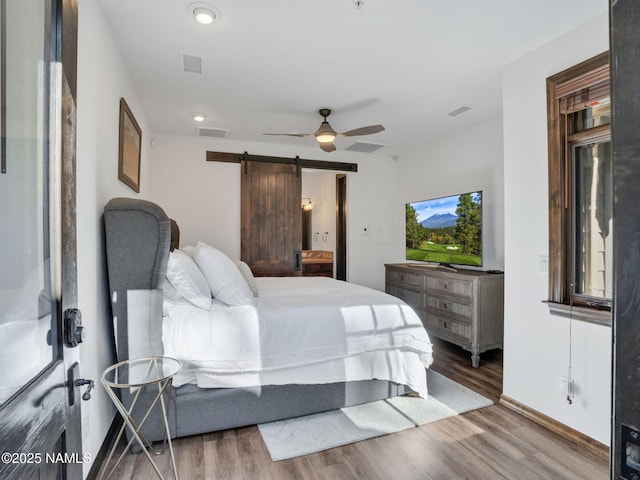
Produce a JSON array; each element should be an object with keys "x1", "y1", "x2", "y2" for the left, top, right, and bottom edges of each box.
[
  {"x1": 546, "y1": 51, "x2": 612, "y2": 326},
  {"x1": 545, "y1": 301, "x2": 611, "y2": 327}
]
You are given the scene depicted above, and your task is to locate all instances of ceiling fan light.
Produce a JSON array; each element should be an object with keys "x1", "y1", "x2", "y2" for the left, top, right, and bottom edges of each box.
[
  {"x1": 315, "y1": 121, "x2": 336, "y2": 143},
  {"x1": 316, "y1": 132, "x2": 336, "y2": 143}
]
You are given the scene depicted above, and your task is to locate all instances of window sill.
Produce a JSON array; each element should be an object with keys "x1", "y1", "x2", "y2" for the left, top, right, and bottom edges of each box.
[{"x1": 544, "y1": 301, "x2": 612, "y2": 327}]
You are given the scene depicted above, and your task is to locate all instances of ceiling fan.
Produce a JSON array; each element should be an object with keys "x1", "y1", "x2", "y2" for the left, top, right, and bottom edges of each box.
[{"x1": 263, "y1": 108, "x2": 384, "y2": 152}]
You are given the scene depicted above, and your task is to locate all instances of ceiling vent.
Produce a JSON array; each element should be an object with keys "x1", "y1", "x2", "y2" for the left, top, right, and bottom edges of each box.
[
  {"x1": 182, "y1": 54, "x2": 202, "y2": 74},
  {"x1": 197, "y1": 126, "x2": 230, "y2": 139},
  {"x1": 345, "y1": 141, "x2": 385, "y2": 153},
  {"x1": 447, "y1": 106, "x2": 472, "y2": 117}
]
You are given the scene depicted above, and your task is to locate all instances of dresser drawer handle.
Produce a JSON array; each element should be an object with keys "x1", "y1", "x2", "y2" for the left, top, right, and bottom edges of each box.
[
  {"x1": 443, "y1": 321, "x2": 448, "y2": 329},
  {"x1": 443, "y1": 283, "x2": 448, "y2": 290},
  {"x1": 443, "y1": 303, "x2": 448, "y2": 309}
]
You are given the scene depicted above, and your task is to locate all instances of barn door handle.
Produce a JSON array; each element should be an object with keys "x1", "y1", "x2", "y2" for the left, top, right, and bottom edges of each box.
[{"x1": 294, "y1": 250, "x2": 302, "y2": 271}]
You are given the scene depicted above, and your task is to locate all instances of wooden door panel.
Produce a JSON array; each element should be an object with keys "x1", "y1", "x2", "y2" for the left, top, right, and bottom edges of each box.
[
  {"x1": 0, "y1": 0, "x2": 82, "y2": 478},
  {"x1": 241, "y1": 160, "x2": 301, "y2": 276},
  {"x1": 0, "y1": 362, "x2": 67, "y2": 479}
]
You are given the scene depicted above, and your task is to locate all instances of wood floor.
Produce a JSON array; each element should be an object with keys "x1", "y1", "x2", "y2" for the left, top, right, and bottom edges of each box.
[{"x1": 96, "y1": 339, "x2": 609, "y2": 479}]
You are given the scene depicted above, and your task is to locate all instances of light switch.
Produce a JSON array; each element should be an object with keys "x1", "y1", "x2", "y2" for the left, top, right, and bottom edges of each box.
[{"x1": 538, "y1": 255, "x2": 548, "y2": 273}]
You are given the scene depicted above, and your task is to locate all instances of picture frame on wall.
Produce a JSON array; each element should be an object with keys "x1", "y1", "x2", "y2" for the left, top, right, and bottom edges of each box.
[{"x1": 118, "y1": 97, "x2": 142, "y2": 192}]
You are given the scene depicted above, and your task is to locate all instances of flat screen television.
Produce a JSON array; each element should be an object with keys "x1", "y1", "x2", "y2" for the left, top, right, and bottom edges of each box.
[{"x1": 405, "y1": 191, "x2": 482, "y2": 268}]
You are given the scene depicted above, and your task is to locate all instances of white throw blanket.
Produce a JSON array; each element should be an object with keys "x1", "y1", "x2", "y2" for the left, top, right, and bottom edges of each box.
[{"x1": 162, "y1": 277, "x2": 433, "y2": 397}]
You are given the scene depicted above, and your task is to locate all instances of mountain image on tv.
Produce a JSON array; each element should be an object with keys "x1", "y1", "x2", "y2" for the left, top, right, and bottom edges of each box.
[
  {"x1": 406, "y1": 191, "x2": 482, "y2": 267},
  {"x1": 420, "y1": 213, "x2": 458, "y2": 229}
]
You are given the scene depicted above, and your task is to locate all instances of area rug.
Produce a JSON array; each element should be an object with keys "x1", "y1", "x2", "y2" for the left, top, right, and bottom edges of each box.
[{"x1": 258, "y1": 370, "x2": 493, "y2": 461}]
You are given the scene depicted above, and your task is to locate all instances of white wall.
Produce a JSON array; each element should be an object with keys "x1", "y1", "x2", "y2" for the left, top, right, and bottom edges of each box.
[
  {"x1": 502, "y1": 13, "x2": 611, "y2": 444},
  {"x1": 395, "y1": 117, "x2": 505, "y2": 271},
  {"x1": 344, "y1": 148, "x2": 402, "y2": 288},
  {"x1": 148, "y1": 134, "x2": 400, "y2": 291},
  {"x1": 76, "y1": 0, "x2": 151, "y2": 475}
]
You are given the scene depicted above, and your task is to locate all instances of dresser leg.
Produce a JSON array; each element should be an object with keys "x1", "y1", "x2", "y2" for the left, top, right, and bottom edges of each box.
[{"x1": 471, "y1": 353, "x2": 480, "y2": 368}]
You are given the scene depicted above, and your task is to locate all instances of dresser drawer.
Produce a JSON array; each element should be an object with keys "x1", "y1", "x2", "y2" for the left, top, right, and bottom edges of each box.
[
  {"x1": 387, "y1": 269, "x2": 423, "y2": 288},
  {"x1": 302, "y1": 261, "x2": 333, "y2": 277},
  {"x1": 423, "y1": 311, "x2": 473, "y2": 343},
  {"x1": 425, "y1": 276, "x2": 473, "y2": 299},
  {"x1": 425, "y1": 296, "x2": 472, "y2": 322},
  {"x1": 387, "y1": 285, "x2": 422, "y2": 310}
]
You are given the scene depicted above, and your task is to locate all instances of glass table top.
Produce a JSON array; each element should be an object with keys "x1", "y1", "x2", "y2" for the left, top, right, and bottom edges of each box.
[{"x1": 101, "y1": 356, "x2": 182, "y2": 388}]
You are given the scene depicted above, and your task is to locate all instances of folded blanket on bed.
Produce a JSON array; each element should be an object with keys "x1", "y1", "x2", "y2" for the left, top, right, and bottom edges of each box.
[{"x1": 162, "y1": 276, "x2": 433, "y2": 397}]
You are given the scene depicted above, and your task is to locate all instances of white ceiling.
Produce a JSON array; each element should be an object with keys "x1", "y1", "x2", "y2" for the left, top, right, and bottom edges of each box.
[{"x1": 96, "y1": 0, "x2": 607, "y2": 157}]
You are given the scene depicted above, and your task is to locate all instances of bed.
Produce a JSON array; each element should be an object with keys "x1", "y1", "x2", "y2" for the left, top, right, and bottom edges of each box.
[{"x1": 103, "y1": 197, "x2": 433, "y2": 443}]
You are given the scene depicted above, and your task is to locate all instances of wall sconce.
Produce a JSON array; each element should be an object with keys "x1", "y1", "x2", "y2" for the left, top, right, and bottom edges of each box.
[{"x1": 301, "y1": 197, "x2": 313, "y2": 210}]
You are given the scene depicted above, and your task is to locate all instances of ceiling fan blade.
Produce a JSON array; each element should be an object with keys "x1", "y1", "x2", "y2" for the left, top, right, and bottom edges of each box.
[
  {"x1": 338, "y1": 125, "x2": 385, "y2": 137},
  {"x1": 319, "y1": 142, "x2": 336, "y2": 153},
  {"x1": 262, "y1": 133, "x2": 313, "y2": 138}
]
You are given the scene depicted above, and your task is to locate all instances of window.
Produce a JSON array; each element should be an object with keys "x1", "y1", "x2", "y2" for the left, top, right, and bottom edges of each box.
[{"x1": 546, "y1": 52, "x2": 612, "y2": 325}]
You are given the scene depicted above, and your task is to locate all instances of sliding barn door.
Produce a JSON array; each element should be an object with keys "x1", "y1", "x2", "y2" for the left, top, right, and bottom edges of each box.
[{"x1": 241, "y1": 160, "x2": 302, "y2": 276}]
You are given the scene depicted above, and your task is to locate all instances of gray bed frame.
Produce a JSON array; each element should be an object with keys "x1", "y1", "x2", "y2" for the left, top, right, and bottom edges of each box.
[{"x1": 103, "y1": 197, "x2": 408, "y2": 443}]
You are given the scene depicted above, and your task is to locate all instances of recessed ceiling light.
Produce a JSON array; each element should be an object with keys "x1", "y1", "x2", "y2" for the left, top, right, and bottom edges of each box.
[
  {"x1": 194, "y1": 8, "x2": 214, "y2": 24},
  {"x1": 188, "y1": 3, "x2": 221, "y2": 25},
  {"x1": 192, "y1": 114, "x2": 206, "y2": 122}
]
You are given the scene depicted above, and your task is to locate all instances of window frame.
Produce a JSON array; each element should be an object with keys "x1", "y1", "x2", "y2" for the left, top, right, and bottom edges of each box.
[{"x1": 546, "y1": 51, "x2": 612, "y2": 326}]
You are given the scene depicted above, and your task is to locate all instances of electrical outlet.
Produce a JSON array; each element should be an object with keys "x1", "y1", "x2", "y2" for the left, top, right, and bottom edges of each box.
[{"x1": 560, "y1": 375, "x2": 573, "y2": 391}]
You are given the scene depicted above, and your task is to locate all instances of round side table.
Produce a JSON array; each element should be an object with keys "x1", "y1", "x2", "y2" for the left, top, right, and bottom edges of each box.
[{"x1": 100, "y1": 356, "x2": 181, "y2": 480}]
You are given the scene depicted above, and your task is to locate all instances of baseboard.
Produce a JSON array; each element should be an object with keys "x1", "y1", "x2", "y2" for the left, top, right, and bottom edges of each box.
[
  {"x1": 499, "y1": 394, "x2": 609, "y2": 461},
  {"x1": 85, "y1": 413, "x2": 123, "y2": 480}
]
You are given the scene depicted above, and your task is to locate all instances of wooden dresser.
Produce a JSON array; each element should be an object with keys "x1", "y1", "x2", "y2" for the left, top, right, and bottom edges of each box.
[
  {"x1": 385, "y1": 263, "x2": 504, "y2": 368},
  {"x1": 301, "y1": 250, "x2": 334, "y2": 278}
]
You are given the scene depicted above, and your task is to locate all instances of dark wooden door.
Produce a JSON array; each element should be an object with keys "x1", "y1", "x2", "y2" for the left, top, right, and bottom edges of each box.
[
  {"x1": 611, "y1": 1, "x2": 640, "y2": 478},
  {"x1": 0, "y1": 0, "x2": 83, "y2": 478},
  {"x1": 241, "y1": 160, "x2": 302, "y2": 276}
]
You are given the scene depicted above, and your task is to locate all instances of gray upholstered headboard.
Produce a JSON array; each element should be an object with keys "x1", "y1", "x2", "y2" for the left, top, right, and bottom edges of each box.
[{"x1": 103, "y1": 198, "x2": 171, "y2": 364}]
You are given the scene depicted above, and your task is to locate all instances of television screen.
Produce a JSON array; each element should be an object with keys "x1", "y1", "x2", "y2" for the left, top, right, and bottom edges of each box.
[{"x1": 406, "y1": 191, "x2": 482, "y2": 267}]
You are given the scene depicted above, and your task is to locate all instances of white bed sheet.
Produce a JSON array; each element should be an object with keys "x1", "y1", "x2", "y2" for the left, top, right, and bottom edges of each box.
[{"x1": 162, "y1": 276, "x2": 433, "y2": 397}]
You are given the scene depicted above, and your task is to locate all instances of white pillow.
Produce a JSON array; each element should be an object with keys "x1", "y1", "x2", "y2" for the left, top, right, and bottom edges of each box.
[
  {"x1": 180, "y1": 245, "x2": 196, "y2": 258},
  {"x1": 194, "y1": 242, "x2": 255, "y2": 306},
  {"x1": 234, "y1": 260, "x2": 259, "y2": 297},
  {"x1": 165, "y1": 249, "x2": 212, "y2": 309},
  {"x1": 162, "y1": 278, "x2": 185, "y2": 304}
]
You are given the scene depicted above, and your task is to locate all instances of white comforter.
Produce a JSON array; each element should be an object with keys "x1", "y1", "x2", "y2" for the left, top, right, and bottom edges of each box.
[{"x1": 162, "y1": 276, "x2": 433, "y2": 397}]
